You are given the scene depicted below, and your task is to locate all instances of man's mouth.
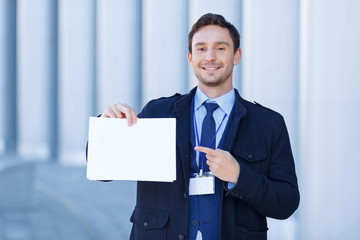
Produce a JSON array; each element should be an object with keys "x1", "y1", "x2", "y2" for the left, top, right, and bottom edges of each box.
[{"x1": 201, "y1": 65, "x2": 221, "y2": 71}]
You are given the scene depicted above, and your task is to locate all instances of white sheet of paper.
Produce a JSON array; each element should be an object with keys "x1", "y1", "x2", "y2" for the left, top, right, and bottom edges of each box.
[{"x1": 86, "y1": 117, "x2": 176, "y2": 182}]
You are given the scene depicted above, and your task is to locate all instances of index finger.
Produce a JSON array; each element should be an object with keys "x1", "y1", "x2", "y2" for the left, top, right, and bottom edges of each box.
[{"x1": 194, "y1": 146, "x2": 217, "y2": 155}]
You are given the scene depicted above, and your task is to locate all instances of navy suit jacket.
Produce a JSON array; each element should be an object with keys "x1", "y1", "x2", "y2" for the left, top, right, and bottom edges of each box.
[{"x1": 127, "y1": 87, "x2": 299, "y2": 240}]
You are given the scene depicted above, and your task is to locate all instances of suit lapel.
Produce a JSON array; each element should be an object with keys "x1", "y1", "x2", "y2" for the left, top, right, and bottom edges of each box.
[
  {"x1": 222, "y1": 89, "x2": 247, "y2": 152},
  {"x1": 174, "y1": 88, "x2": 197, "y2": 187}
]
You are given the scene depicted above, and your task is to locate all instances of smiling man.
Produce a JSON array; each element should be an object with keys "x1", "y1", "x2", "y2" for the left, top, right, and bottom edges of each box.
[
  {"x1": 96, "y1": 13, "x2": 299, "y2": 240},
  {"x1": 188, "y1": 25, "x2": 240, "y2": 96}
]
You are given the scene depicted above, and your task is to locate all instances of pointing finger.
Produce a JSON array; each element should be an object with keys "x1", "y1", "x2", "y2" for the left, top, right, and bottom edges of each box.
[{"x1": 194, "y1": 146, "x2": 216, "y2": 155}]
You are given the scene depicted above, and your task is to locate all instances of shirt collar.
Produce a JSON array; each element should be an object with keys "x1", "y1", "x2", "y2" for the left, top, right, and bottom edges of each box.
[{"x1": 194, "y1": 87, "x2": 235, "y2": 116}]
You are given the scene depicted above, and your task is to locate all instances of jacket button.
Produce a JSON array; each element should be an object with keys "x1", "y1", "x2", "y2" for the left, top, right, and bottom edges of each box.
[
  {"x1": 192, "y1": 220, "x2": 197, "y2": 226},
  {"x1": 143, "y1": 221, "x2": 149, "y2": 227},
  {"x1": 183, "y1": 193, "x2": 187, "y2": 198},
  {"x1": 185, "y1": 153, "x2": 189, "y2": 158},
  {"x1": 178, "y1": 234, "x2": 185, "y2": 240},
  {"x1": 248, "y1": 153, "x2": 253, "y2": 159}
]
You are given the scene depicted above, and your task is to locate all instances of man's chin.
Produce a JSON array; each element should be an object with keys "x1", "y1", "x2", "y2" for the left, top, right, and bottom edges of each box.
[{"x1": 199, "y1": 79, "x2": 223, "y2": 87}]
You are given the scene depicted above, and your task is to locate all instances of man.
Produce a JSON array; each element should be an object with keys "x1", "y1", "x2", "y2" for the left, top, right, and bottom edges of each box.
[{"x1": 98, "y1": 13, "x2": 299, "y2": 240}]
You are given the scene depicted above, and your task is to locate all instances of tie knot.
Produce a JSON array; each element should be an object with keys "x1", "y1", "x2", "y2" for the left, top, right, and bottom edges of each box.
[{"x1": 203, "y1": 102, "x2": 219, "y2": 113}]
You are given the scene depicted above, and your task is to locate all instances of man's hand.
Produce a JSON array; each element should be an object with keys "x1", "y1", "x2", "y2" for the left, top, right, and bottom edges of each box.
[
  {"x1": 195, "y1": 146, "x2": 240, "y2": 184},
  {"x1": 101, "y1": 102, "x2": 138, "y2": 126}
]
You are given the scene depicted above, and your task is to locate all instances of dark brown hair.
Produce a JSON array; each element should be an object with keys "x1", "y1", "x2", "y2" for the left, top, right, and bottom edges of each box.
[{"x1": 188, "y1": 13, "x2": 240, "y2": 54}]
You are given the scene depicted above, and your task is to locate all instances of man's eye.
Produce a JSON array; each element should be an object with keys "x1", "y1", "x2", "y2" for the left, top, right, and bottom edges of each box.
[
  {"x1": 197, "y1": 48, "x2": 205, "y2": 52},
  {"x1": 217, "y1": 47, "x2": 225, "y2": 51}
]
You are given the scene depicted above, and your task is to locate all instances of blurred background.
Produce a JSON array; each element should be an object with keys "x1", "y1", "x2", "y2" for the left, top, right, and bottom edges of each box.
[{"x1": 1, "y1": 0, "x2": 360, "y2": 239}]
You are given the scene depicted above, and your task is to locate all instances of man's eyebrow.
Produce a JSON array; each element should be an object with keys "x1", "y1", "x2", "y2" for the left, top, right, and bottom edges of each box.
[
  {"x1": 193, "y1": 41, "x2": 230, "y2": 47},
  {"x1": 194, "y1": 42, "x2": 206, "y2": 47},
  {"x1": 215, "y1": 41, "x2": 230, "y2": 46}
]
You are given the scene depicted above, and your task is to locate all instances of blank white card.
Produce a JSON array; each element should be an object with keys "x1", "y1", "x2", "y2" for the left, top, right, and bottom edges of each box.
[{"x1": 86, "y1": 117, "x2": 176, "y2": 182}]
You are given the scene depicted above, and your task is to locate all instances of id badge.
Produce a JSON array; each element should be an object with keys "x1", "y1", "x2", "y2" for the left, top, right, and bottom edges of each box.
[{"x1": 189, "y1": 174, "x2": 215, "y2": 195}]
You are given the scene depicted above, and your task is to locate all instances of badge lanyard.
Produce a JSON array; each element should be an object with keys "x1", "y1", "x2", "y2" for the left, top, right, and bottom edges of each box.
[{"x1": 194, "y1": 109, "x2": 227, "y2": 175}]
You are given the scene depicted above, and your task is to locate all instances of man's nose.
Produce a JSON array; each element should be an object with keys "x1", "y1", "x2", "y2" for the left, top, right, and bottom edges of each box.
[{"x1": 205, "y1": 49, "x2": 216, "y2": 61}]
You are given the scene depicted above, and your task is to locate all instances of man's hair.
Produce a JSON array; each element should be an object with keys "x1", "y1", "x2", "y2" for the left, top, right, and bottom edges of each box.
[{"x1": 188, "y1": 13, "x2": 240, "y2": 54}]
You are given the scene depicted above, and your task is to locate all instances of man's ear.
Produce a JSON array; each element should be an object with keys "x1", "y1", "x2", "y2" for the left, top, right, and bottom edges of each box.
[
  {"x1": 187, "y1": 51, "x2": 193, "y2": 65},
  {"x1": 233, "y1": 48, "x2": 241, "y2": 65}
]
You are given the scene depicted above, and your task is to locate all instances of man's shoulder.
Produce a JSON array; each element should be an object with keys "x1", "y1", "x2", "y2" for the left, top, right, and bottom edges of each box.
[
  {"x1": 150, "y1": 93, "x2": 183, "y2": 103},
  {"x1": 146, "y1": 93, "x2": 184, "y2": 109},
  {"x1": 253, "y1": 101, "x2": 282, "y2": 117},
  {"x1": 138, "y1": 92, "x2": 186, "y2": 117},
  {"x1": 240, "y1": 98, "x2": 284, "y2": 123},
  {"x1": 237, "y1": 99, "x2": 287, "y2": 135}
]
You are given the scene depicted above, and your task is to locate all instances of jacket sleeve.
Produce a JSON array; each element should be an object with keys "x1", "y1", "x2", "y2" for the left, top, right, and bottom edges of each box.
[{"x1": 226, "y1": 117, "x2": 300, "y2": 220}]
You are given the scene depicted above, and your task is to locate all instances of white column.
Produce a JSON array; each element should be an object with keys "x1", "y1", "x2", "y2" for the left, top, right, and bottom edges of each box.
[
  {"x1": 58, "y1": 0, "x2": 96, "y2": 164},
  {"x1": 17, "y1": 0, "x2": 57, "y2": 160},
  {"x1": 96, "y1": 0, "x2": 142, "y2": 113},
  {"x1": 142, "y1": 0, "x2": 188, "y2": 104},
  {"x1": 242, "y1": 1, "x2": 299, "y2": 239},
  {"x1": 299, "y1": 1, "x2": 360, "y2": 239},
  {"x1": 0, "y1": 0, "x2": 16, "y2": 155},
  {"x1": 188, "y1": 0, "x2": 242, "y2": 90}
]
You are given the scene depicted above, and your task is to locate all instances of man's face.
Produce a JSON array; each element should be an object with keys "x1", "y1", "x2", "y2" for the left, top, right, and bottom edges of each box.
[{"x1": 188, "y1": 25, "x2": 241, "y2": 89}]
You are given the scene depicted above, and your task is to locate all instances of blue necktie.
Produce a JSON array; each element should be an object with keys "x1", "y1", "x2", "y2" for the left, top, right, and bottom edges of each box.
[{"x1": 200, "y1": 102, "x2": 219, "y2": 172}]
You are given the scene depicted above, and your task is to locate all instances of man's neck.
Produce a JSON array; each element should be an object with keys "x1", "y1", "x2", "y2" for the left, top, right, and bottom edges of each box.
[{"x1": 198, "y1": 83, "x2": 233, "y2": 99}]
